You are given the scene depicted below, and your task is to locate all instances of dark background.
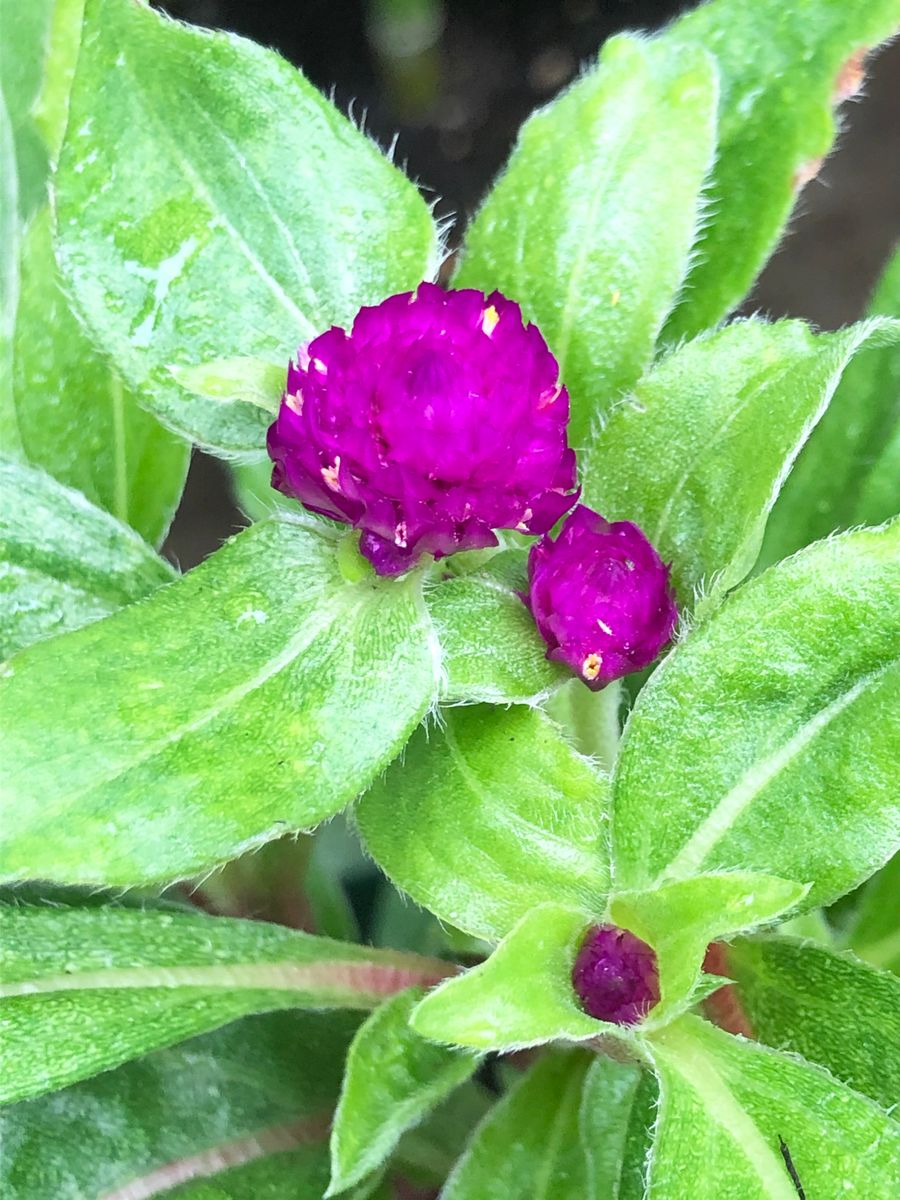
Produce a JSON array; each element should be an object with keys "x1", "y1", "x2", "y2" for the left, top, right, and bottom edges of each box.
[{"x1": 157, "y1": 0, "x2": 900, "y2": 569}]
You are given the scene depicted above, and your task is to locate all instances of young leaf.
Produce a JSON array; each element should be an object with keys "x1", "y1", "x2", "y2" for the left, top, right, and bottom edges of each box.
[
  {"x1": 0, "y1": 457, "x2": 175, "y2": 658},
  {"x1": 612, "y1": 522, "x2": 900, "y2": 906},
  {"x1": 579, "y1": 1059, "x2": 656, "y2": 1200},
  {"x1": 762, "y1": 250, "x2": 900, "y2": 566},
  {"x1": 724, "y1": 934, "x2": 900, "y2": 1110},
  {"x1": 441, "y1": 1051, "x2": 592, "y2": 1200},
  {"x1": 356, "y1": 705, "x2": 610, "y2": 941},
  {"x1": 328, "y1": 987, "x2": 479, "y2": 1195},
  {"x1": 425, "y1": 550, "x2": 565, "y2": 703},
  {"x1": 646, "y1": 1015, "x2": 900, "y2": 1199},
  {"x1": 661, "y1": 0, "x2": 900, "y2": 341},
  {"x1": 611, "y1": 873, "x2": 807, "y2": 1026},
  {"x1": 0, "y1": 518, "x2": 439, "y2": 884},
  {"x1": 0, "y1": 902, "x2": 456, "y2": 1104},
  {"x1": 410, "y1": 904, "x2": 610, "y2": 1052},
  {"x1": 455, "y1": 34, "x2": 717, "y2": 444},
  {"x1": 0, "y1": 1009, "x2": 357, "y2": 1199},
  {"x1": 170, "y1": 357, "x2": 287, "y2": 414},
  {"x1": 0, "y1": 0, "x2": 53, "y2": 219},
  {"x1": 581, "y1": 318, "x2": 900, "y2": 610},
  {"x1": 4, "y1": 207, "x2": 190, "y2": 547},
  {"x1": 53, "y1": 0, "x2": 438, "y2": 454},
  {"x1": 844, "y1": 851, "x2": 900, "y2": 973}
]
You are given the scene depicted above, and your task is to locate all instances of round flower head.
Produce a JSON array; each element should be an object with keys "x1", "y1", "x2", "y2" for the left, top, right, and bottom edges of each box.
[
  {"x1": 267, "y1": 283, "x2": 578, "y2": 575},
  {"x1": 572, "y1": 924, "x2": 660, "y2": 1025},
  {"x1": 526, "y1": 505, "x2": 677, "y2": 689}
]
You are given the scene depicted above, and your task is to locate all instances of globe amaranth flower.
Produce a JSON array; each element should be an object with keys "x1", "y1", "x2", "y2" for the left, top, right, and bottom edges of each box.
[
  {"x1": 572, "y1": 924, "x2": 660, "y2": 1025},
  {"x1": 526, "y1": 504, "x2": 677, "y2": 689},
  {"x1": 267, "y1": 283, "x2": 578, "y2": 575}
]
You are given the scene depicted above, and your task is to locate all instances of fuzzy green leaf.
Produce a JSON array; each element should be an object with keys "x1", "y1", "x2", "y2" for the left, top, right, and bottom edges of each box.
[
  {"x1": 763, "y1": 251, "x2": 900, "y2": 566},
  {"x1": 170, "y1": 357, "x2": 287, "y2": 414},
  {"x1": 0, "y1": 902, "x2": 455, "y2": 1104},
  {"x1": 580, "y1": 1060, "x2": 656, "y2": 1200},
  {"x1": 0, "y1": 518, "x2": 439, "y2": 885},
  {"x1": 0, "y1": 93, "x2": 20, "y2": 441},
  {"x1": 0, "y1": 457, "x2": 175, "y2": 658},
  {"x1": 53, "y1": 0, "x2": 438, "y2": 454},
  {"x1": 646, "y1": 1014, "x2": 900, "y2": 1199},
  {"x1": 582, "y1": 318, "x2": 900, "y2": 610},
  {"x1": 441, "y1": 1051, "x2": 592, "y2": 1200},
  {"x1": 724, "y1": 935, "x2": 900, "y2": 1111},
  {"x1": 328, "y1": 987, "x2": 479, "y2": 1195},
  {"x1": 611, "y1": 873, "x2": 807, "y2": 1026},
  {"x1": 356, "y1": 705, "x2": 610, "y2": 941},
  {"x1": 455, "y1": 34, "x2": 717, "y2": 444},
  {"x1": 0, "y1": 0, "x2": 53, "y2": 219},
  {"x1": 661, "y1": 0, "x2": 900, "y2": 341},
  {"x1": 613, "y1": 523, "x2": 900, "y2": 906},
  {"x1": 425, "y1": 550, "x2": 565, "y2": 703},
  {"x1": 0, "y1": 1010, "x2": 357, "y2": 1198},
  {"x1": 411, "y1": 905, "x2": 612, "y2": 1052}
]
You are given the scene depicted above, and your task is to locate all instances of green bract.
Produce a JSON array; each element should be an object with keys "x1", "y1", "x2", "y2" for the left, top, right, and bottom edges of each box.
[{"x1": 2, "y1": 0, "x2": 898, "y2": 1195}]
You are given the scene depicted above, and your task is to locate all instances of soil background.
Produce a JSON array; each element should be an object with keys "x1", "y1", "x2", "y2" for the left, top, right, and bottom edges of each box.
[{"x1": 155, "y1": 0, "x2": 900, "y2": 569}]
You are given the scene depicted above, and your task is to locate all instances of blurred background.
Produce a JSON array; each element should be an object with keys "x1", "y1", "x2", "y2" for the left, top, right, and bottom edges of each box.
[{"x1": 156, "y1": 0, "x2": 900, "y2": 570}]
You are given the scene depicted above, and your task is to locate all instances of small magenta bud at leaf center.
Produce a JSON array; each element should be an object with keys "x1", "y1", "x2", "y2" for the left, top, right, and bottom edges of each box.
[
  {"x1": 526, "y1": 504, "x2": 677, "y2": 688},
  {"x1": 266, "y1": 283, "x2": 578, "y2": 576},
  {"x1": 572, "y1": 923, "x2": 660, "y2": 1025}
]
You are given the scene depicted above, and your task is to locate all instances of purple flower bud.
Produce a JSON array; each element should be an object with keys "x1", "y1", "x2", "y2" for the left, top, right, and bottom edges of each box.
[
  {"x1": 572, "y1": 924, "x2": 660, "y2": 1025},
  {"x1": 267, "y1": 283, "x2": 578, "y2": 575},
  {"x1": 526, "y1": 505, "x2": 677, "y2": 689}
]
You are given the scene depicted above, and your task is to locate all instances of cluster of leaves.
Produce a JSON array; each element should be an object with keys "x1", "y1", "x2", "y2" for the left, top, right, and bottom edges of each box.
[{"x1": 1, "y1": 0, "x2": 899, "y2": 1197}]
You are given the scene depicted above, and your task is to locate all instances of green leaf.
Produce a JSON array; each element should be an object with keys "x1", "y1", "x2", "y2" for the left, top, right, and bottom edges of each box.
[
  {"x1": 394, "y1": 1080, "x2": 494, "y2": 1191},
  {"x1": 611, "y1": 873, "x2": 807, "y2": 1025},
  {"x1": 844, "y1": 851, "x2": 900, "y2": 972},
  {"x1": 356, "y1": 705, "x2": 610, "y2": 941},
  {"x1": 411, "y1": 905, "x2": 614, "y2": 1052},
  {"x1": 425, "y1": 550, "x2": 565, "y2": 703},
  {"x1": 230, "y1": 457, "x2": 297, "y2": 522},
  {"x1": 32, "y1": 0, "x2": 86, "y2": 163},
  {"x1": 0, "y1": 902, "x2": 456, "y2": 1104},
  {"x1": 661, "y1": 0, "x2": 900, "y2": 341},
  {"x1": 724, "y1": 935, "x2": 900, "y2": 1111},
  {"x1": 0, "y1": 457, "x2": 175, "y2": 658},
  {"x1": 0, "y1": 1009, "x2": 356, "y2": 1198},
  {"x1": 612, "y1": 523, "x2": 900, "y2": 906},
  {"x1": 441, "y1": 1051, "x2": 592, "y2": 1200},
  {"x1": 646, "y1": 1014, "x2": 900, "y2": 1199},
  {"x1": 579, "y1": 1059, "x2": 656, "y2": 1200},
  {"x1": 763, "y1": 251, "x2": 900, "y2": 566},
  {"x1": 0, "y1": 518, "x2": 439, "y2": 885},
  {"x1": 582, "y1": 318, "x2": 900, "y2": 610},
  {"x1": 54, "y1": 0, "x2": 438, "y2": 455},
  {"x1": 0, "y1": 0, "x2": 53, "y2": 219},
  {"x1": 0, "y1": 92, "x2": 19, "y2": 429},
  {"x1": 170, "y1": 357, "x2": 287, "y2": 414},
  {"x1": 328, "y1": 987, "x2": 479, "y2": 1195},
  {"x1": 455, "y1": 34, "x2": 717, "y2": 445}
]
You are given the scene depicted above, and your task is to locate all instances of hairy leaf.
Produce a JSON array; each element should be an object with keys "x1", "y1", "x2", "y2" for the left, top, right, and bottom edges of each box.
[
  {"x1": 580, "y1": 1059, "x2": 656, "y2": 1200},
  {"x1": 582, "y1": 318, "x2": 900, "y2": 610},
  {"x1": 356, "y1": 705, "x2": 610, "y2": 941},
  {"x1": 844, "y1": 851, "x2": 900, "y2": 973},
  {"x1": 613, "y1": 523, "x2": 900, "y2": 906},
  {"x1": 442, "y1": 1051, "x2": 592, "y2": 1200},
  {"x1": 170, "y1": 357, "x2": 287, "y2": 414},
  {"x1": 0, "y1": 518, "x2": 439, "y2": 885},
  {"x1": 0, "y1": 1010, "x2": 356, "y2": 1198},
  {"x1": 763, "y1": 251, "x2": 900, "y2": 565},
  {"x1": 54, "y1": 0, "x2": 438, "y2": 453},
  {"x1": 328, "y1": 987, "x2": 479, "y2": 1194},
  {"x1": 724, "y1": 935, "x2": 900, "y2": 1110},
  {"x1": 0, "y1": 0, "x2": 53, "y2": 219},
  {"x1": 661, "y1": 0, "x2": 900, "y2": 340},
  {"x1": 0, "y1": 457, "x2": 175, "y2": 658},
  {"x1": 646, "y1": 1015, "x2": 900, "y2": 1199},
  {"x1": 0, "y1": 902, "x2": 455, "y2": 1103},
  {"x1": 456, "y1": 34, "x2": 717, "y2": 444}
]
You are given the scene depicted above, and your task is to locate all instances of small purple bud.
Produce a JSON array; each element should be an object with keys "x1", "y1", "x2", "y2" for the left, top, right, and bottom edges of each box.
[
  {"x1": 267, "y1": 283, "x2": 578, "y2": 575},
  {"x1": 526, "y1": 505, "x2": 677, "y2": 689},
  {"x1": 572, "y1": 924, "x2": 660, "y2": 1025}
]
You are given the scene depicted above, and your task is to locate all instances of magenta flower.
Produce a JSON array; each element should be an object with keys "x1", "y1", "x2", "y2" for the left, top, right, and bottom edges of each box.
[
  {"x1": 572, "y1": 924, "x2": 660, "y2": 1025},
  {"x1": 266, "y1": 283, "x2": 578, "y2": 575},
  {"x1": 526, "y1": 505, "x2": 677, "y2": 689}
]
